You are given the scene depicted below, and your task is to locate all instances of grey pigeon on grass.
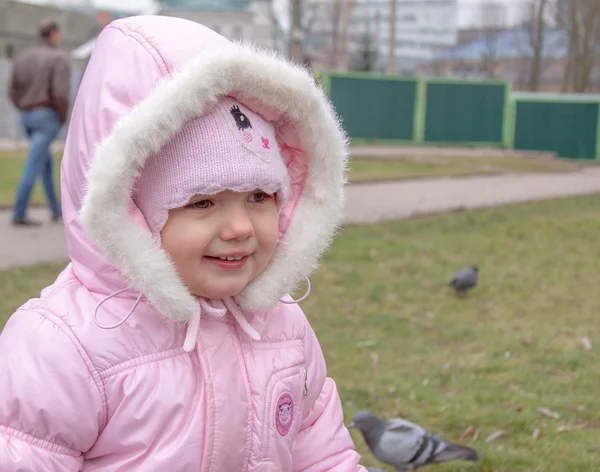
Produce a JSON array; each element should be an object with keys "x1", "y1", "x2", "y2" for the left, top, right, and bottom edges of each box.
[
  {"x1": 449, "y1": 265, "x2": 478, "y2": 293},
  {"x1": 350, "y1": 411, "x2": 481, "y2": 471}
]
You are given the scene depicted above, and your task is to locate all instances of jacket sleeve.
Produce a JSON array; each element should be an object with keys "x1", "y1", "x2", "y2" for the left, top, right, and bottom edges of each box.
[
  {"x1": 7, "y1": 65, "x2": 18, "y2": 108},
  {"x1": 291, "y1": 311, "x2": 366, "y2": 471},
  {"x1": 0, "y1": 308, "x2": 104, "y2": 470},
  {"x1": 49, "y1": 55, "x2": 70, "y2": 124}
]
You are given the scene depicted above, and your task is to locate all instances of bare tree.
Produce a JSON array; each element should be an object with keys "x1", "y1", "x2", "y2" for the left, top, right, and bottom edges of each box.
[
  {"x1": 302, "y1": 1, "x2": 321, "y2": 40},
  {"x1": 555, "y1": 0, "x2": 600, "y2": 92},
  {"x1": 327, "y1": 0, "x2": 343, "y2": 68},
  {"x1": 478, "y1": 0, "x2": 509, "y2": 78},
  {"x1": 300, "y1": 0, "x2": 337, "y2": 68},
  {"x1": 350, "y1": 22, "x2": 378, "y2": 71},
  {"x1": 320, "y1": 0, "x2": 357, "y2": 69},
  {"x1": 289, "y1": 0, "x2": 304, "y2": 63},
  {"x1": 338, "y1": 0, "x2": 358, "y2": 69},
  {"x1": 517, "y1": 0, "x2": 551, "y2": 91},
  {"x1": 388, "y1": 0, "x2": 397, "y2": 73}
]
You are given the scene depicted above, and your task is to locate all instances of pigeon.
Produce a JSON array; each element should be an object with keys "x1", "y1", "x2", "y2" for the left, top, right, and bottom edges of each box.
[
  {"x1": 449, "y1": 265, "x2": 478, "y2": 293},
  {"x1": 350, "y1": 411, "x2": 481, "y2": 471}
]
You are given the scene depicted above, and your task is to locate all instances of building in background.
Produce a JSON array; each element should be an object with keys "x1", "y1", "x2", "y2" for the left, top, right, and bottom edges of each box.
[
  {"x1": 0, "y1": 0, "x2": 285, "y2": 143},
  {"x1": 159, "y1": 0, "x2": 282, "y2": 51},
  {"x1": 69, "y1": 0, "x2": 284, "y2": 63},
  {"x1": 415, "y1": 29, "x2": 574, "y2": 93},
  {"x1": 377, "y1": 0, "x2": 459, "y2": 73},
  {"x1": 304, "y1": 0, "x2": 459, "y2": 73},
  {"x1": 0, "y1": 0, "x2": 98, "y2": 59}
]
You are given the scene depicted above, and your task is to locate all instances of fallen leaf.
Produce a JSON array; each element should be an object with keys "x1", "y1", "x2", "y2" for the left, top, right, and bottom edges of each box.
[
  {"x1": 370, "y1": 352, "x2": 379, "y2": 368},
  {"x1": 368, "y1": 248, "x2": 377, "y2": 257},
  {"x1": 501, "y1": 402, "x2": 521, "y2": 412},
  {"x1": 569, "y1": 405, "x2": 586, "y2": 413},
  {"x1": 459, "y1": 426, "x2": 475, "y2": 441},
  {"x1": 582, "y1": 337, "x2": 592, "y2": 351},
  {"x1": 356, "y1": 340, "x2": 376, "y2": 348},
  {"x1": 421, "y1": 311, "x2": 436, "y2": 319},
  {"x1": 532, "y1": 428, "x2": 541, "y2": 440},
  {"x1": 584, "y1": 419, "x2": 600, "y2": 429},
  {"x1": 538, "y1": 407, "x2": 560, "y2": 419},
  {"x1": 485, "y1": 430, "x2": 507, "y2": 442},
  {"x1": 442, "y1": 362, "x2": 453, "y2": 370},
  {"x1": 504, "y1": 351, "x2": 512, "y2": 359},
  {"x1": 387, "y1": 386, "x2": 397, "y2": 394},
  {"x1": 522, "y1": 336, "x2": 532, "y2": 346},
  {"x1": 508, "y1": 384, "x2": 536, "y2": 398},
  {"x1": 557, "y1": 423, "x2": 588, "y2": 433}
]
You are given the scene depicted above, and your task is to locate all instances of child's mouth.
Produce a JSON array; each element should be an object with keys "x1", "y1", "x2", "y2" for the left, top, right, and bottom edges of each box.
[{"x1": 204, "y1": 255, "x2": 249, "y2": 269}]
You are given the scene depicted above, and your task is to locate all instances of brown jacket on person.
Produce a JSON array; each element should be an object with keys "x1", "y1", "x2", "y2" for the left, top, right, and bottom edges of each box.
[{"x1": 8, "y1": 39, "x2": 70, "y2": 124}]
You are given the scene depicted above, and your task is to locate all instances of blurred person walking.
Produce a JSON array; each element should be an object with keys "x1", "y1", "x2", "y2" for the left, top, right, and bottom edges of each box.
[{"x1": 8, "y1": 18, "x2": 70, "y2": 226}]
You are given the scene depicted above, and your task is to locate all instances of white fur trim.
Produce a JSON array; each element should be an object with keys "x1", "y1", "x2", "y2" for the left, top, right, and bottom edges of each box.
[{"x1": 80, "y1": 43, "x2": 348, "y2": 321}]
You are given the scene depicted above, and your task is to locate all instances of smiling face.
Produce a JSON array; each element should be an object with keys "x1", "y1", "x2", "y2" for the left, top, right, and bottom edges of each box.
[
  {"x1": 160, "y1": 190, "x2": 279, "y2": 299},
  {"x1": 278, "y1": 402, "x2": 292, "y2": 426}
]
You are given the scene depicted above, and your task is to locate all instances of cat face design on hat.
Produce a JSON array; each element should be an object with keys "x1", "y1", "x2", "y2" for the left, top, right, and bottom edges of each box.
[
  {"x1": 218, "y1": 100, "x2": 278, "y2": 163},
  {"x1": 132, "y1": 96, "x2": 291, "y2": 236}
]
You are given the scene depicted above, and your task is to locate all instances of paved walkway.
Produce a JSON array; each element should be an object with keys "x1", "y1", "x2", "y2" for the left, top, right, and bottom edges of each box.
[{"x1": 2, "y1": 167, "x2": 600, "y2": 269}]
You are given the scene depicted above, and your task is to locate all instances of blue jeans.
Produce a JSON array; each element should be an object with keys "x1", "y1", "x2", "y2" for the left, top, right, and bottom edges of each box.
[{"x1": 13, "y1": 108, "x2": 62, "y2": 220}]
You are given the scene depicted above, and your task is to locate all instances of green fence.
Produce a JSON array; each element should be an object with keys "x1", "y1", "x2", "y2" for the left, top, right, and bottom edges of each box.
[
  {"x1": 424, "y1": 79, "x2": 510, "y2": 147},
  {"x1": 512, "y1": 94, "x2": 600, "y2": 160},
  {"x1": 320, "y1": 72, "x2": 512, "y2": 149},
  {"x1": 318, "y1": 72, "x2": 600, "y2": 160},
  {"x1": 322, "y1": 72, "x2": 418, "y2": 143}
]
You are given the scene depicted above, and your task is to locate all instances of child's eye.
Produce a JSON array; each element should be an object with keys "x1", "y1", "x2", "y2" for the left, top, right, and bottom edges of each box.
[
  {"x1": 248, "y1": 192, "x2": 270, "y2": 203},
  {"x1": 187, "y1": 199, "x2": 212, "y2": 209}
]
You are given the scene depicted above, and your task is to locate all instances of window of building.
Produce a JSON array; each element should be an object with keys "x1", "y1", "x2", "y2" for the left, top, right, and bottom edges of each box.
[{"x1": 398, "y1": 14, "x2": 417, "y2": 22}]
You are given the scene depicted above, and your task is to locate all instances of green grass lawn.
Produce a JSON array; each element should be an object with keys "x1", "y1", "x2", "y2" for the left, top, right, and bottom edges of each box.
[
  {"x1": 0, "y1": 149, "x2": 580, "y2": 208},
  {"x1": 0, "y1": 150, "x2": 62, "y2": 208},
  {"x1": 348, "y1": 154, "x2": 579, "y2": 183},
  {"x1": 2, "y1": 197, "x2": 600, "y2": 470}
]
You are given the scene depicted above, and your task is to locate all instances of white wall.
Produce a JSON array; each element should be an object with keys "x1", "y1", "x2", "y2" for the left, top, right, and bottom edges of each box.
[{"x1": 372, "y1": 0, "x2": 459, "y2": 63}]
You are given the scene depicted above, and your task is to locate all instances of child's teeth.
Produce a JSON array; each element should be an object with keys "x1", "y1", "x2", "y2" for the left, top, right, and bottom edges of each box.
[{"x1": 219, "y1": 256, "x2": 243, "y2": 261}]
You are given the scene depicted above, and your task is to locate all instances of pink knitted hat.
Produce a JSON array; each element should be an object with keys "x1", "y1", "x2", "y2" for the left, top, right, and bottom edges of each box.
[{"x1": 133, "y1": 97, "x2": 291, "y2": 234}]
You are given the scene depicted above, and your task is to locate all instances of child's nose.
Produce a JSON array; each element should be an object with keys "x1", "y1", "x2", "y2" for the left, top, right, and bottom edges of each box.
[{"x1": 220, "y1": 209, "x2": 254, "y2": 241}]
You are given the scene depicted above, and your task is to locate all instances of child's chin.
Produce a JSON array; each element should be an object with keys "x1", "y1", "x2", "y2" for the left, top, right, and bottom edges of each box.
[{"x1": 192, "y1": 285, "x2": 245, "y2": 301}]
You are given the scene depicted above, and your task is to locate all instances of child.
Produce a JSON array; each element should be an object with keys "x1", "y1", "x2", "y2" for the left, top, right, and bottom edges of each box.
[{"x1": 0, "y1": 15, "x2": 367, "y2": 471}]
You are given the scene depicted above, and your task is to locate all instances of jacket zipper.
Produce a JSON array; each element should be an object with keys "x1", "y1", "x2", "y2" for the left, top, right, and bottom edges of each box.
[{"x1": 303, "y1": 368, "x2": 309, "y2": 396}]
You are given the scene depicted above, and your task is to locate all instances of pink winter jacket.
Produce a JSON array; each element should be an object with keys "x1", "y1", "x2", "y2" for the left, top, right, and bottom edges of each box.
[{"x1": 0, "y1": 16, "x2": 365, "y2": 472}]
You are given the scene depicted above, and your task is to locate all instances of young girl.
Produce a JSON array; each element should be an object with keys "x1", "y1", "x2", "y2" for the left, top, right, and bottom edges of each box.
[{"x1": 0, "y1": 15, "x2": 367, "y2": 471}]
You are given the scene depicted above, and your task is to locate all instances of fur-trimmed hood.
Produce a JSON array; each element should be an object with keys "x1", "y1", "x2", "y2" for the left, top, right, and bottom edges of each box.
[{"x1": 61, "y1": 16, "x2": 347, "y2": 328}]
